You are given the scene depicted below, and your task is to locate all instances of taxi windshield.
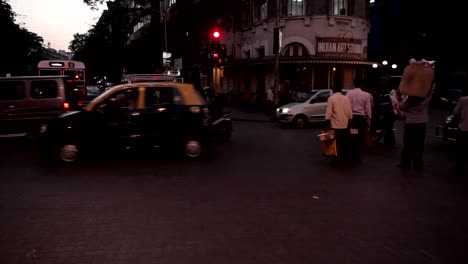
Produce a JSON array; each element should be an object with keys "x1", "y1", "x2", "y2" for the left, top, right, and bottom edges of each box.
[{"x1": 86, "y1": 85, "x2": 118, "y2": 108}]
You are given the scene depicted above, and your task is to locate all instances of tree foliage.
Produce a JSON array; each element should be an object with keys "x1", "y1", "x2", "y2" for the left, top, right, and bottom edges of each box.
[
  {"x1": 0, "y1": 0, "x2": 45, "y2": 76},
  {"x1": 83, "y1": 0, "x2": 105, "y2": 9},
  {"x1": 69, "y1": 10, "x2": 123, "y2": 82}
]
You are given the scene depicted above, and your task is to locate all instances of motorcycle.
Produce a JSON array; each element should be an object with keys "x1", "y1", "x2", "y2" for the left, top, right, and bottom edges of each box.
[
  {"x1": 203, "y1": 91, "x2": 233, "y2": 143},
  {"x1": 212, "y1": 112, "x2": 233, "y2": 142},
  {"x1": 435, "y1": 114, "x2": 458, "y2": 142}
]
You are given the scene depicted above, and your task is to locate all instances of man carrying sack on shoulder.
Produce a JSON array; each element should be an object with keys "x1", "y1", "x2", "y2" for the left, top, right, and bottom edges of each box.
[
  {"x1": 397, "y1": 59, "x2": 435, "y2": 172},
  {"x1": 325, "y1": 84, "x2": 353, "y2": 167}
]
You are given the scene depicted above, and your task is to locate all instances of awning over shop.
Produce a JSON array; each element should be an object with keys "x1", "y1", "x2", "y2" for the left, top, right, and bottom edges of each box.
[
  {"x1": 222, "y1": 56, "x2": 380, "y2": 67},
  {"x1": 280, "y1": 59, "x2": 379, "y2": 65}
]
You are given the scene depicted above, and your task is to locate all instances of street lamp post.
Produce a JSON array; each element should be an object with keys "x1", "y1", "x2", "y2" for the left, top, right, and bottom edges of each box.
[{"x1": 375, "y1": 60, "x2": 398, "y2": 75}]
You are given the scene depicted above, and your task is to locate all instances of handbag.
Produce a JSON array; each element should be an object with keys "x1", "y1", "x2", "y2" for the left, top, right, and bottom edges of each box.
[
  {"x1": 321, "y1": 138, "x2": 337, "y2": 156},
  {"x1": 363, "y1": 130, "x2": 372, "y2": 148},
  {"x1": 317, "y1": 130, "x2": 337, "y2": 156}
]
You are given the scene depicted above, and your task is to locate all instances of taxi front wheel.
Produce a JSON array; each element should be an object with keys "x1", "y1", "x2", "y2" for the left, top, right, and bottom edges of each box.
[
  {"x1": 184, "y1": 139, "x2": 203, "y2": 159},
  {"x1": 58, "y1": 143, "x2": 80, "y2": 163}
]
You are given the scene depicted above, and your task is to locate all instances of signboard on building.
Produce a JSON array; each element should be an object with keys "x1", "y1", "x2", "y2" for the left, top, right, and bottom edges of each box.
[
  {"x1": 162, "y1": 52, "x2": 172, "y2": 67},
  {"x1": 174, "y1": 58, "x2": 183, "y2": 70},
  {"x1": 316, "y1": 38, "x2": 363, "y2": 58}
]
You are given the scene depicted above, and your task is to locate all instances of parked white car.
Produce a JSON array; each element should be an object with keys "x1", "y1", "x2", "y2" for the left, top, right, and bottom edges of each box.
[{"x1": 276, "y1": 89, "x2": 349, "y2": 128}]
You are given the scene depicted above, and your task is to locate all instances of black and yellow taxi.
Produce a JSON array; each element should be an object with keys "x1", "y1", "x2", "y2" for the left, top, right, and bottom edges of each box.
[{"x1": 41, "y1": 81, "x2": 212, "y2": 162}]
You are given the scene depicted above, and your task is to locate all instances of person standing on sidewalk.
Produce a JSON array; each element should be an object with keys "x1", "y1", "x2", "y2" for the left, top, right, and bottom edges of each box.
[
  {"x1": 453, "y1": 92, "x2": 468, "y2": 173},
  {"x1": 347, "y1": 78, "x2": 372, "y2": 164},
  {"x1": 325, "y1": 85, "x2": 353, "y2": 166},
  {"x1": 397, "y1": 84, "x2": 435, "y2": 171},
  {"x1": 266, "y1": 87, "x2": 274, "y2": 117}
]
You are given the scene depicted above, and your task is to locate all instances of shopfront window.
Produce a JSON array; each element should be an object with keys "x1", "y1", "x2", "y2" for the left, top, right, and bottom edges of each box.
[
  {"x1": 257, "y1": 46, "x2": 265, "y2": 58},
  {"x1": 288, "y1": 0, "x2": 304, "y2": 16}
]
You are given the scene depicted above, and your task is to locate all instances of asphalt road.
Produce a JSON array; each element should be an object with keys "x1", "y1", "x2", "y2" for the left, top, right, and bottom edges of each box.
[{"x1": 1, "y1": 110, "x2": 467, "y2": 264}]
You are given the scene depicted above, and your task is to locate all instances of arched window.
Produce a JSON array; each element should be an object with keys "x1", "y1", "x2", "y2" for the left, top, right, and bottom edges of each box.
[{"x1": 282, "y1": 43, "x2": 309, "y2": 57}]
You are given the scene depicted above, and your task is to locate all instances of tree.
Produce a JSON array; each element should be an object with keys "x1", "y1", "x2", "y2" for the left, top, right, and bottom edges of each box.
[
  {"x1": 69, "y1": 33, "x2": 89, "y2": 57},
  {"x1": 0, "y1": 0, "x2": 45, "y2": 76},
  {"x1": 69, "y1": 9, "x2": 124, "y2": 82},
  {"x1": 83, "y1": 0, "x2": 105, "y2": 9}
]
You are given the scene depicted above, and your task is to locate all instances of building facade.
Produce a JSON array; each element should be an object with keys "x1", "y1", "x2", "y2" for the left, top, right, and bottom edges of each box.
[{"x1": 219, "y1": 0, "x2": 373, "y2": 103}]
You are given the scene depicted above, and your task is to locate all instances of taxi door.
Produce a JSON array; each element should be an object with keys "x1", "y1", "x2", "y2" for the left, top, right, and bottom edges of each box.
[
  {"x1": 90, "y1": 87, "x2": 144, "y2": 151},
  {"x1": 139, "y1": 86, "x2": 176, "y2": 150}
]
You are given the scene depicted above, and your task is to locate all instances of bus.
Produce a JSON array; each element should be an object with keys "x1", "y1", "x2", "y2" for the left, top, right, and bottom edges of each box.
[
  {"x1": 37, "y1": 60, "x2": 86, "y2": 85},
  {"x1": 37, "y1": 60, "x2": 87, "y2": 108}
]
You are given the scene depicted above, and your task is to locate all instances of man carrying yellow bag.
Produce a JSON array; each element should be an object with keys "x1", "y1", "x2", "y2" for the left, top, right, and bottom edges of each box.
[{"x1": 322, "y1": 84, "x2": 353, "y2": 166}]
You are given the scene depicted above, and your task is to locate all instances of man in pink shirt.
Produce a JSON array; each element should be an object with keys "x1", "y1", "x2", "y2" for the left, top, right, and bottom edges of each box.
[{"x1": 346, "y1": 78, "x2": 372, "y2": 164}]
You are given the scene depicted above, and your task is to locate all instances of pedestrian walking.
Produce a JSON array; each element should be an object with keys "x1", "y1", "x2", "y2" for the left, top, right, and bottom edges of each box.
[
  {"x1": 397, "y1": 84, "x2": 435, "y2": 171},
  {"x1": 325, "y1": 85, "x2": 353, "y2": 166},
  {"x1": 453, "y1": 92, "x2": 468, "y2": 173},
  {"x1": 347, "y1": 78, "x2": 372, "y2": 164},
  {"x1": 375, "y1": 76, "x2": 400, "y2": 147}
]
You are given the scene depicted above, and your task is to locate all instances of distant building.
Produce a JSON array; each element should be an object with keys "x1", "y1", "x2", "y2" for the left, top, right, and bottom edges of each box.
[
  {"x1": 220, "y1": 0, "x2": 374, "y2": 100},
  {"x1": 44, "y1": 48, "x2": 70, "y2": 60}
]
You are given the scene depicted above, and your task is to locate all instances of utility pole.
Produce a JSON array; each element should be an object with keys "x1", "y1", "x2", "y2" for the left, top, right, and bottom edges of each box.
[
  {"x1": 164, "y1": 14, "x2": 168, "y2": 53},
  {"x1": 274, "y1": 0, "x2": 281, "y2": 105}
]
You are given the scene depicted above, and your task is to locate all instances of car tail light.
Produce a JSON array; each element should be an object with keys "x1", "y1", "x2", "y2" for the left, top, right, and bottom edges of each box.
[
  {"x1": 63, "y1": 102, "x2": 70, "y2": 110},
  {"x1": 78, "y1": 101, "x2": 83, "y2": 106}
]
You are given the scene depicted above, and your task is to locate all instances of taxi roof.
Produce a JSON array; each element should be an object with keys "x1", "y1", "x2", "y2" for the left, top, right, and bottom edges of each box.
[{"x1": 84, "y1": 82, "x2": 204, "y2": 111}]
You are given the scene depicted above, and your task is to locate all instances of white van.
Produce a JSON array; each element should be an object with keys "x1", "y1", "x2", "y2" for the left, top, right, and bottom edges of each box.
[{"x1": 276, "y1": 89, "x2": 349, "y2": 128}]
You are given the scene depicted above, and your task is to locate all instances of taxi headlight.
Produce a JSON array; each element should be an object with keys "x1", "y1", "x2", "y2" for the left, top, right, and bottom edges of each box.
[
  {"x1": 39, "y1": 124, "x2": 48, "y2": 134},
  {"x1": 282, "y1": 108, "x2": 290, "y2": 114}
]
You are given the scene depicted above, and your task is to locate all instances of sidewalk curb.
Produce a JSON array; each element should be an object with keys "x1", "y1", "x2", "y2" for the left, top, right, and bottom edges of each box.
[{"x1": 231, "y1": 117, "x2": 272, "y2": 123}]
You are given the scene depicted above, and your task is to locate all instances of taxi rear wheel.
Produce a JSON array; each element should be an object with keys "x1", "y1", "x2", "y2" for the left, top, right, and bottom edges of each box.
[
  {"x1": 184, "y1": 139, "x2": 203, "y2": 159},
  {"x1": 58, "y1": 143, "x2": 80, "y2": 163}
]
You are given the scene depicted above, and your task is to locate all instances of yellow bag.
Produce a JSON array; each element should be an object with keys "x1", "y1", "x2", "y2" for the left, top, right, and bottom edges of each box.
[{"x1": 319, "y1": 130, "x2": 337, "y2": 156}]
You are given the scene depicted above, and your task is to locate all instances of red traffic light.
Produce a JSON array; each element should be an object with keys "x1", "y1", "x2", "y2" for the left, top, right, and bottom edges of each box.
[{"x1": 212, "y1": 31, "x2": 220, "y2": 38}]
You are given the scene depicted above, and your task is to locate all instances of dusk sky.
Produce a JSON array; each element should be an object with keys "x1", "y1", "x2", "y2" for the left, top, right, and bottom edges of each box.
[{"x1": 10, "y1": 0, "x2": 105, "y2": 51}]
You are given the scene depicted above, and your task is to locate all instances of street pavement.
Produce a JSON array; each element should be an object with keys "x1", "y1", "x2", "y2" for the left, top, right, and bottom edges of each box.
[{"x1": 1, "y1": 108, "x2": 467, "y2": 264}]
